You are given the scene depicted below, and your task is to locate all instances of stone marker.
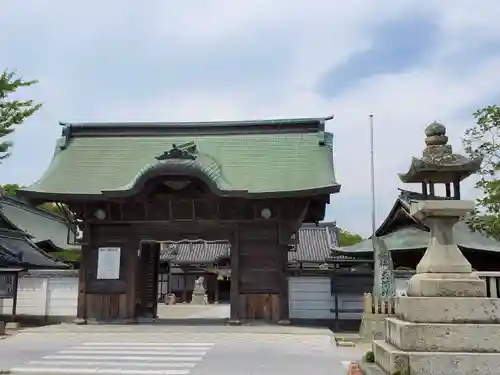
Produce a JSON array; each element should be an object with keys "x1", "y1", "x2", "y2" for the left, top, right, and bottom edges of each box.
[{"x1": 369, "y1": 123, "x2": 500, "y2": 374}]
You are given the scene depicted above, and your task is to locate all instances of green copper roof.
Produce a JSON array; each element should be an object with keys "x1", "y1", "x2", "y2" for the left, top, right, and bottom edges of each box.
[
  {"x1": 341, "y1": 189, "x2": 500, "y2": 254},
  {"x1": 340, "y1": 223, "x2": 500, "y2": 253},
  {"x1": 20, "y1": 117, "x2": 340, "y2": 199}
]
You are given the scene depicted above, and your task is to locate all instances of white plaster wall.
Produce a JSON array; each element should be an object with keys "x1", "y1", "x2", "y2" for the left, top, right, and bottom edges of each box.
[{"x1": 0, "y1": 270, "x2": 78, "y2": 317}]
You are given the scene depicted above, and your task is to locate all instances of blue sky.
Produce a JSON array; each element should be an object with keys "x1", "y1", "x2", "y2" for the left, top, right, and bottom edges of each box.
[{"x1": 2, "y1": 0, "x2": 500, "y2": 237}]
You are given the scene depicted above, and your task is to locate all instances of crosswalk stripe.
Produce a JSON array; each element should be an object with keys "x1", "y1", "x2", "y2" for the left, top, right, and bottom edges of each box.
[
  {"x1": 81, "y1": 342, "x2": 214, "y2": 346},
  {"x1": 59, "y1": 350, "x2": 208, "y2": 355},
  {"x1": 28, "y1": 361, "x2": 196, "y2": 368},
  {"x1": 10, "y1": 367, "x2": 190, "y2": 374},
  {"x1": 44, "y1": 355, "x2": 204, "y2": 361},
  {"x1": 11, "y1": 342, "x2": 214, "y2": 375},
  {"x1": 72, "y1": 346, "x2": 209, "y2": 351}
]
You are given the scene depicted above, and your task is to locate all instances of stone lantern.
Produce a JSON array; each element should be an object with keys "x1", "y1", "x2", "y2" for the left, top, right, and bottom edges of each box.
[
  {"x1": 398, "y1": 122, "x2": 485, "y2": 295},
  {"x1": 398, "y1": 121, "x2": 482, "y2": 200},
  {"x1": 364, "y1": 123, "x2": 500, "y2": 375}
]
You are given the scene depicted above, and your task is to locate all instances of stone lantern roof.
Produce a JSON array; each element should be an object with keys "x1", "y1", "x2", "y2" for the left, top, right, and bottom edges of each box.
[{"x1": 398, "y1": 122, "x2": 482, "y2": 184}]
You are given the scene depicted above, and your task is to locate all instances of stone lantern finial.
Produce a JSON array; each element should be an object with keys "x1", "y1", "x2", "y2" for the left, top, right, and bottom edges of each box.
[{"x1": 398, "y1": 121, "x2": 482, "y2": 199}]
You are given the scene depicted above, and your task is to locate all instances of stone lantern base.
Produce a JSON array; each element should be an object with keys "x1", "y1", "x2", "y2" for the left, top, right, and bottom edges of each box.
[
  {"x1": 367, "y1": 201, "x2": 500, "y2": 374},
  {"x1": 370, "y1": 297, "x2": 500, "y2": 374}
]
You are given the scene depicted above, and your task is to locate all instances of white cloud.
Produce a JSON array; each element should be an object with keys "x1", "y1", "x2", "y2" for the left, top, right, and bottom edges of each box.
[{"x1": 2, "y1": 0, "x2": 500, "y2": 237}]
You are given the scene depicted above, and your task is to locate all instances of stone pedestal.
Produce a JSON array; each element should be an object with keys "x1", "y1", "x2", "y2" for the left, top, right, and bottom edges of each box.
[
  {"x1": 191, "y1": 292, "x2": 208, "y2": 305},
  {"x1": 190, "y1": 276, "x2": 208, "y2": 305},
  {"x1": 368, "y1": 201, "x2": 500, "y2": 375}
]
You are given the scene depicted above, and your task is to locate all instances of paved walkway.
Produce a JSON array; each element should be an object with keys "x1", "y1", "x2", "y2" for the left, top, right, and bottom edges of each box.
[{"x1": 0, "y1": 324, "x2": 357, "y2": 374}]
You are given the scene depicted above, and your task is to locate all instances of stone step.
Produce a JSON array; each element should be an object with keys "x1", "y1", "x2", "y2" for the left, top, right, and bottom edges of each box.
[
  {"x1": 374, "y1": 339, "x2": 500, "y2": 375},
  {"x1": 409, "y1": 351, "x2": 500, "y2": 375},
  {"x1": 372, "y1": 340, "x2": 408, "y2": 374},
  {"x1": 396, "y1": 296, "x2": 500, "y2": 323},
  {"x1": 385, "y1": 317, "x2": 500, "y2": 352}
]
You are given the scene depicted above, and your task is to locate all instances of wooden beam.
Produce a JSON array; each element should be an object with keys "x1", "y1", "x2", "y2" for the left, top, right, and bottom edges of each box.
[{"x1": 296, "y1": 200, "x2": 310, "y2": 229}]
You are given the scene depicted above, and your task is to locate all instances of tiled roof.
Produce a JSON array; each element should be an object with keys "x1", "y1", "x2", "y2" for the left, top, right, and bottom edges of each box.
[
  {"x1": 19, "y1": 118, "x2": 340, "y2": 198},
  {"x1": 0, "y1": 195, "x2": 78, "y2": 250},
  {"x1": 0, "y1": 246, "x2": 21, "y2": 266},
  {"x1": 160, "y1": 240, "x2": 230, "y2": 264},
  {"x1": 159, "y1": 224, "x2": 339, "y2": 264},
  {"x1": 288, "y1": 225, "x2": 339, "y2": 262},
  {"x1": 0, "y1": 229, "x2": 68, "y2": 269}
]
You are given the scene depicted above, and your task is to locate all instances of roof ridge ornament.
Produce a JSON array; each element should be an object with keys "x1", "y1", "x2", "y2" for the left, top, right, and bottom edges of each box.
[{"x1": 155, "y1": 141, "x2": 197, "y2": 161}]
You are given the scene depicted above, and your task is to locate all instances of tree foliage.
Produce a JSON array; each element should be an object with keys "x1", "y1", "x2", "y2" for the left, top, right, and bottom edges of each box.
[
  {"x1": 463, "y1": 105, "x2": 500, "y2": 239},
  {"x1": 1, "y1": 183, "x2": 22, "y2": 196},
  {"x1": 0, "y1": 70, "x2": 42, "y2": 160},
  {"x1": 338, "y1": 228, "x2": 363, "y2": 246}
]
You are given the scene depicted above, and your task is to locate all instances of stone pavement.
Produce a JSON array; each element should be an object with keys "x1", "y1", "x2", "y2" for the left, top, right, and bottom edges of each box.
[
  {"x1": 0, "y1": 324, "x2": 359, "y2": 374},
  {"x1": 157, "y1": 304, "x2": 230, "y2": 320}
]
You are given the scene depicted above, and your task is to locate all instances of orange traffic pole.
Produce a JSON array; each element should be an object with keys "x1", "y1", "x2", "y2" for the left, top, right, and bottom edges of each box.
[{"x1": 347, "y1": 361, "x2": 363, "y2": 375}]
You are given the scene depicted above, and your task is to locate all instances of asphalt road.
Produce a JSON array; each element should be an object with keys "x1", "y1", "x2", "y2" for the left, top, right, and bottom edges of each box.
[{"x1": 0, "y1": 324, "x2": 361, "y2": 375}]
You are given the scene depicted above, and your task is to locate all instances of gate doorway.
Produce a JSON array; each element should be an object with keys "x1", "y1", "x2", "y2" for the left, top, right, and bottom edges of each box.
[
  {"x1": 136, "y1": 236, "x2": 233, "y2": 323},
  {"x1": 136, "y1": 240, "x2": 160, "y2": 319}
]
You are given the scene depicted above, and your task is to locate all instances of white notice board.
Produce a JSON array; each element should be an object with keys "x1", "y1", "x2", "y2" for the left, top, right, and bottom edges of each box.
[{"x1": 97, "y1": 247, "x2": 121, "y2": 280}]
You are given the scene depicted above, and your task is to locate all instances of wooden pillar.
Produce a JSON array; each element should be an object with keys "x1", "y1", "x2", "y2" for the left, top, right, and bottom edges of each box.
[
  {"x1": 76, "y1": 245, "x2": 88, "y2": 320},
  {"x1": 214, "y1": 272, "x2": 219, "y2": 304},
  {"x1": 76, "y1": 224, "x2": 90, "y2": 321},
  {"x1": 279, "y1": 243, "x2": 289, "y2": 322},
  {"x1": 182, "y1": 268, "x2": 188, "y2": 302},
  {"x1": 230, "y1": 225, "x2": 240, "y2": 321},
  {"x1": 128, "y1": 236, "x2": 139, "y2": 321},
  {"x1": 166, "y1": 261, "x2": 171, "y2": 295}
]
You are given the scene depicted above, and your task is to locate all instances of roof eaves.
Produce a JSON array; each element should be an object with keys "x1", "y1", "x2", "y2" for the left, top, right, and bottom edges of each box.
[
  {"x1": 0, "y1": 195, "x2": 69, "y2": 224},
  {"x1": 59, "y1": 116, "x2": 334, "y2": 139}
]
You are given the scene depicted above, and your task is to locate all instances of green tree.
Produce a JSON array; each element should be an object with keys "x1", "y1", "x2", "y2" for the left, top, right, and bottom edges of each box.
[
  {"x1": 338, "y1": 228, "x2": 363, "y2": 246},
  {"x1": 0, "y1": 183, "x2": 22, "y2": 196},
  {"x1": 0, "y1": 70, "x2": 42, "y2": 160},
  {"x1": 463, "y1": 104, "x2": 500, "y2": 239}
]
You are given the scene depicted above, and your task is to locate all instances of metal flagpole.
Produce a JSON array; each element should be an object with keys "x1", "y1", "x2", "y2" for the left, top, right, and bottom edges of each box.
[
  {"x1": 370, "y1": 114, "x2": 376, "y2": 237},
  {"x1": 370, "y1": 114, "x2": 379, "y2": 296}
]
